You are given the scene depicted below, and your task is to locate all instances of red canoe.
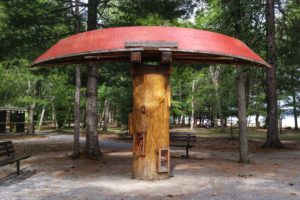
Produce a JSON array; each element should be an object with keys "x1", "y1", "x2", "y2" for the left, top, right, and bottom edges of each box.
[{"x1": 32, "y1": 26, "x2": 270, "y2": 68}]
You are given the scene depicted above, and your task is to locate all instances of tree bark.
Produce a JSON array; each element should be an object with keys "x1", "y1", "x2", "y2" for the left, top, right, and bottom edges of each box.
[
  {"x1": 102, "y1": 98, "x2": 109, "y2": 131},
  {"x1": 237, "y1": 69, "x2": 250, "y2": 163},
  {"x1": 72, "y1": 0, "x2": 81, "y2": 159},
  {"x1": 131, "y1": 64, "x2": 171, "y2": 180},
  {"x1": 190, "y1": 80, "x2": 195, "y2": 129},
  {"x1": 73, "y1": 65, "x2": 81, "y2": 158},
  {"x1": 27, "y1": 80, "x2": 40, "y2": 135},
  {"x1": 232, "y1": 0, "x2": 250, "y2": 162},
  {"x1": 263, "y1": 0, "x2": 283, "y2": 148},
  {"x1": 210, "y1": 66, "x2": 224, "y2": 132},
  {"x1": 38, "y1": 105, "x2": 46, "y2": 130},
  {"x1": 51, "y1": 101, "x2": 58, "y2": 129},
  {"x1": 255, "y1": 112, "x2": 260, "y2": 128},
  {"x1": 85, "y1": 64, "x2": 101, "y2": 157},
  {"x1": 292, "y1": 92, "x2": 298, "y2": 130},
  {"x1": 87, "y1": 0, "x2": 98, "y2": 31},
  {"x1": 85, "y1": 0, "x2": 101, "y2": 158}
]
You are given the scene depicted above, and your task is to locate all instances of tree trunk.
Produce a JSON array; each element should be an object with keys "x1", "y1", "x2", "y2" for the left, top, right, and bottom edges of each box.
[
  {"x1": 237, "y1": 69, "x2": 250, "y2": 163},
  {"x1": 28, "y1": 80, "x2": 40, "y2": 135},
  {"x1": 292, "y1": 92, "x2": 298, "y2": 130},
  {"x1": 180, "y1": 115, "x2": 185, "y2": 125},
  {"x1": 38, "y1": 105, "x2": 46, "y2": 130},
  {"x1": 190, "y1": 80, "x2": 195, "y2": 129},
  {"x1": 85, "y1": 64, "x2": 101, "y2": 158},
  {"x1": 233, "y1": 0, "x2": 250, "y2": 162},
  {"x1": 263, "y1": 0, "x2": 283, "y2": 148},
  {"x1": 73, "y1": 65, "x2": 81, "y2": 159},
  {"x1": 102, "y1": 98, "x2": 109, "y2": 131},
  {"x1": 72, "y1": 0, "x2": 81, "y2": 159},
  {"x1": 255, "y1": 113, "x2": 260, "y2": 128},
  {"x1": 85, "y1": 0, "x2": 101, "y2": 158},
  {"x1": 210, "y1": 66, "x2": 224, "y2": 131},
  {"x1": 51, "y1": 101, "x2": 58, "y2": 129},
  {"x1": 131, "y1": 64, "x2": 171, "y2": 180},
  {"x1": 27, "y1": 105, "x2": 36, "y2": 134}
]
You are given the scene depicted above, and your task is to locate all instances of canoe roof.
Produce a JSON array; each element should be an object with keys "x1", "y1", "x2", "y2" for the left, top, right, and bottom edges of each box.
[{"x1": 32, "y1": 26, "x2": 270, "y2": 68}]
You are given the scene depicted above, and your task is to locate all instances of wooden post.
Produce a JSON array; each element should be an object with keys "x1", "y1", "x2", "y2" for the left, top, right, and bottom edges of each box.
[{"x1": 131, "y1": 52, "x2": 171, "y2": 180}]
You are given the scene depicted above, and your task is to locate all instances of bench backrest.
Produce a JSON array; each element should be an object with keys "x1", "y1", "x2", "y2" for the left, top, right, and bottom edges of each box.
[
  {"x1": 170, "y1": 132, "x2": 197, "y2": 142},
  {"x1": 0, "y1": 141, "x2": 15, "y2": 158}
]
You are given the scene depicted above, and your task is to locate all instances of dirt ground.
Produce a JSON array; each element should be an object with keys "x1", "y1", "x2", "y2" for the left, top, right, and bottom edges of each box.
[{"x1": 0, "y1": 133, "x2": 299, "y2": 200}]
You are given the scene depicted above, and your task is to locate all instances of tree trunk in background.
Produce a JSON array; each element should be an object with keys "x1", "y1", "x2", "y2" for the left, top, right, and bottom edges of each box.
[
  {"x1": 87, "y1": 0, "x2": 98, "y2": 31},
  {"x1": 255, "y1": 113, "x2": 260, "y2": 128},
  {"x1": 180, "y1": 115, "x2": 184, "y2": 125},
  {"x1": 237, "y1": 69, "x2": 250, "y2": 163},
  {"x1": 292, "y1": 92, "x2": 298, "y2": 130},
  {"x1": 210, "y1": 66, "x2": 224, "y2": 132},
  {"x1": 263, "y1": 0, "x2": 283, "y2": 148},
  {"x1": 190, "y1": 80, "x2": 195, "y2": 129},
  {"x1": 233, "y1": 0, "x2": 250, "y2": 163},
  {"x1": 28, "y1": 80, "x2": 40, "y2": 135},
  {"x1": 51, "y1": 101, "x2": 58, "y2": 128},
  {"x1": 72, "y1": 0, "x2": 81, "y2": 160},
  {"x1": 38, "y1": 105, "x2": 46, "y2": 130},
  {"x1": 85, "y1": 0, "x2": 101, "y2": 158},
  {"x1": 102, "y1": 98, "x2": 109, "y2": 131},
  {"x1": 73, "y1": 65, "x2": 81, "y2": 158}
]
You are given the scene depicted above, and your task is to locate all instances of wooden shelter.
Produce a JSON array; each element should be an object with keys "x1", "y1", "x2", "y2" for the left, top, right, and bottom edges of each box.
[
  {"x1": 32, "y1": 26, "x2": 270, "y2": 180},
  {"x1": 0, "y1": 107, "x2": 27, "y2": 134}
]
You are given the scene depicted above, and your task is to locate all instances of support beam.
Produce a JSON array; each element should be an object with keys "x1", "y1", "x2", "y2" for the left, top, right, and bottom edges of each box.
[{"x1": 131, "y1": 62, "x2": 171, "y2": 180}]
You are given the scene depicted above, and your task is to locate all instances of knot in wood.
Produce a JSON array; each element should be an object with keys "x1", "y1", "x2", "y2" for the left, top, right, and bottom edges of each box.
[{"x1": 140, "y1": 105, "x2": 146, "y2": 114}]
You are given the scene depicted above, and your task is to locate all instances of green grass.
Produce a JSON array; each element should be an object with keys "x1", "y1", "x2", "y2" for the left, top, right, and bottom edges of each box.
[
  {"x1": 184, "y1": 127, "x2": 300, "y2": 141},
  {"x1": 55, "y1": 126, "x2": 300, "y2": 142}
]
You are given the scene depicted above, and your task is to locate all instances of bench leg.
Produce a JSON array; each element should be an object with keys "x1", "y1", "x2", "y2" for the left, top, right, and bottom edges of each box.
[{"x1": 17, "y1": 161, "x2": 20, "y2": 175}]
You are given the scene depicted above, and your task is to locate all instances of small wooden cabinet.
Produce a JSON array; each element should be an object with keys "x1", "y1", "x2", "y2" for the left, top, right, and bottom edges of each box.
[{"x1": 157, "y1": 148, "x2": 170, "y2": 173}]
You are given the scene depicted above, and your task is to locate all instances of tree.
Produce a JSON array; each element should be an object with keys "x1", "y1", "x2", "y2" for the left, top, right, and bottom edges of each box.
[
  {"x1": 277, "y1": 0, "x2": 300, "y2": 130},
  {"x1": 73, "y1": 0, "x2": 81, "y2": 159},
  {"x1": 233, "y1": 0, "x2": 250, "y2": 163},
  {"x1": 85, "y1": 0, "x2": 102, "y2": 158},
  {"x1": 263, "y1": 0, "x2": 283, "y2": 148}
]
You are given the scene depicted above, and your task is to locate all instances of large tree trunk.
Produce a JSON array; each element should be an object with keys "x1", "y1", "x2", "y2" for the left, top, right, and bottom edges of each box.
[
  {"x1": 72, "y1": 0, "x2": 81, "y2": 159},
  {"x1": 73, "y1": 65, "x2": 81, "y2": 159},
  {"x1": 85, "y1": 64, "x2": 101, "y2": 157},
  {"x1": 237, "y1": 69, "x2": 250, "y2": 163},
  {"x1": 263, "y1": 0, "x2": 283, "y2": 148},
  {"x1": 131, "y1": 64, "x2": 171, "y2": 180},
  {"x1": 85, "y1": 0, "x2": 101, "y2": 158},
  {"x1": 233, "y1": 0, "x2": 250, "y2": 162}
]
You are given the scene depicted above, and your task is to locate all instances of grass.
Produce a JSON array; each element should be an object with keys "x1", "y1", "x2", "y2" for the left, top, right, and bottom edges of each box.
[
  {"x1": 25, "y1": 126, "x2": 300, "y2": 142},
  {"x1": 177, "y1": 127, "x2": 300, "y2": 142}
]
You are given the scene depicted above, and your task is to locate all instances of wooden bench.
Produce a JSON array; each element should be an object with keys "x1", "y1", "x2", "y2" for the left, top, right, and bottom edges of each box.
[
  {"x1": 0, "y1": 141, "x2": 30, "y2": 175},
  {"x1": 170, "y1": 132, "x2": 197, "y2": 158}
]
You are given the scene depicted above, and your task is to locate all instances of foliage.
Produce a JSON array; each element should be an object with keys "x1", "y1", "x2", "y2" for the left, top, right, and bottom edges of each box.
[{"x1": 0, "y1": 0, "x2": 298, "y2": 130}]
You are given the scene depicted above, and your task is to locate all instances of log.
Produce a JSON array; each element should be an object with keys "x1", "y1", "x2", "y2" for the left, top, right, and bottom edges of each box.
[{"x1": 131, "y1": 63, "x2": 171, "y2": 180}]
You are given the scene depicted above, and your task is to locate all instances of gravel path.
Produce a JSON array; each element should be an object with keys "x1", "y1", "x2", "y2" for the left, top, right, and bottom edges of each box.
[{"x1": 0, "y1": 133, "x2": 299, "y2": 200}]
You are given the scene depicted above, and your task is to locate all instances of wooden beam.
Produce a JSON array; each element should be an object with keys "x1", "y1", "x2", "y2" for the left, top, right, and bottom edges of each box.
[
  {"x1": 161, "y1": 52, "x2": 172, "y2": 64},
  {"x1": 131, "y1": 52, "x2": 142, "y2": 63}
]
